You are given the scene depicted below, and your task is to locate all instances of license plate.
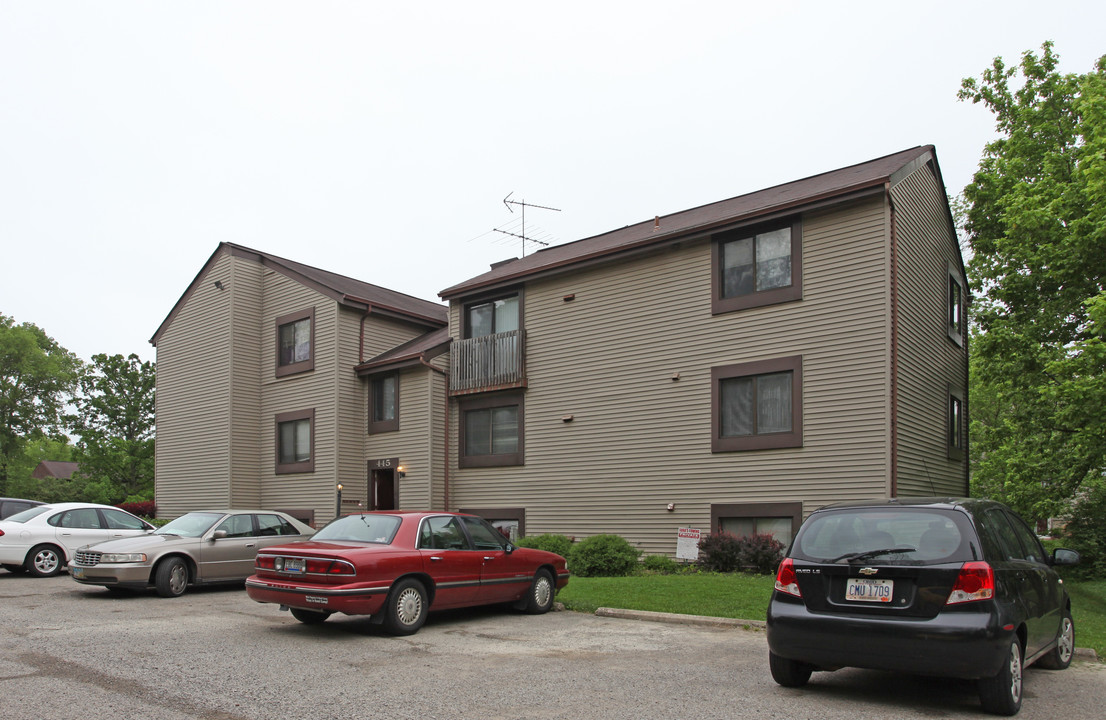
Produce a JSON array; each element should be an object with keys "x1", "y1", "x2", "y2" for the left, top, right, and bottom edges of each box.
[
  {"x1": 846, "y1": 578, "x2": 893, "y2": 603},
  {"x1": 71, "y1": 567, "x2": 85, "y2": 579},
  {"x1": 284, "y1": 558, "x2": 305, "y2": 573}
]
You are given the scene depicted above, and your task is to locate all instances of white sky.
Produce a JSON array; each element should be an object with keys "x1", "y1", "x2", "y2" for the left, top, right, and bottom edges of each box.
[{"x1": 2, "y1": 1, "x2": 1103, "y2": 364}]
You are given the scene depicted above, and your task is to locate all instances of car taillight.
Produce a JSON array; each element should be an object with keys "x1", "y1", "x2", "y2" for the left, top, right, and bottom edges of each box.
[
  {"x1": 256, "y1": 555, "x2": 276, "y2": 570},
  {"x1": 946, "y1": 561, "x2": 994, "y2": 604},
  {"x1": 305, "y1": 558, "x2": 356, "y2": 575},
  {"x1": 774, "y1": 558, "x2": 802, "y2": 598}
]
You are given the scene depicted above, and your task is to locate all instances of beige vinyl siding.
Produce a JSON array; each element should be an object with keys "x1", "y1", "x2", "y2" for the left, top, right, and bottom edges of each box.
[
  {"x1": 364, "y1": 366, "x2": 444, "y2": 511},
  {"x1": 336, "y1": 306, "x2": 368, "y2": 513},
  {"x1": 890, "y1": 164, "x2": 970, "y2": 495},
  {"x1": 449, "y1": 196, "x2": 893, "y2": 555},
  {"x1": 155, "y1": 253, "x2": 234, "y2": 517},
  {"x1": 228, "y1": 256, "x2": 263, "y2": 508},
  {"x1": 258, "y1": 269, "x2": 339, "y2": 519}
]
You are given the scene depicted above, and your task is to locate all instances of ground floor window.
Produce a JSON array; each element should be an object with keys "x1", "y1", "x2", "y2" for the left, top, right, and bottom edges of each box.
[
  {"x1": 711, "y1": 501, "x2": 802, "y2": 549},
  {"x1": 275, "y1": 408, "x2": 314, "y2": 474},
  {"x1": 459, "y1": 507, "x2": 525, "y2": 542}
]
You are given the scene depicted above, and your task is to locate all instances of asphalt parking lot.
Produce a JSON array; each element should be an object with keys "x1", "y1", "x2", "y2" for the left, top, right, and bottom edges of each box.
[{"x1": 1, "y1": 570, "x2": 1103, "y2": 720}]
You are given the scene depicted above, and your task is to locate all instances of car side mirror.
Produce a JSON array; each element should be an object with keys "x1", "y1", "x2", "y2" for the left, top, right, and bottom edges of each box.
[
  {"x1": 212, "y1": 530, "x2": 227, "y2": 541},
  {"x1": 505, "y1": 543, "x2": 516, "y2": 554},
  {"x1": 1051, "y1": 548, "x2": 1080, "y2": 566}
]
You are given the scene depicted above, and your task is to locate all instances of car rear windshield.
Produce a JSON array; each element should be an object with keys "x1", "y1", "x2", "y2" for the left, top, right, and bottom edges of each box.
[
  {"x1": 314, "y1": 514, "x2": 401, "y2": 544},
  {"x1": 3, "y1": 506, "x2": 52, "y2": 523},
  {"x1": 793, "y1": 508, "x2": 976, "y2": 564}
]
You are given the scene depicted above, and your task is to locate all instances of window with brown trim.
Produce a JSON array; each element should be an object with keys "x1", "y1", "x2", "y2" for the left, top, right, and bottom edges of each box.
[
  {"x1": 712, "y1": 218, "x2": 802, "y2": 314},
  {"x1": 458, "y1": 392, "x2": 524, "y2": 468},
  {"x1": 458, "y1": 507, "x2": 526, "y2": 542},
  {"x1": 948, "y1": 269, "x2": 965, "y2": 347},
  {"x1": 464, "y1": 294, "x2": 520, "y2": 338},
  {"x1": 712, "y1": 502, "x2": 802, "y2": 549},
  {"x1": 948, "y1": 387, "x2": 965, "y2": 461},
  {"x1": 275, "y1": 307, "x2": 315, "y2": 377},
  {"x1": 275, "y1": 408, "x2": 314, "y2": 474},
  {"x1": 368, "y1": 373, "x2": 399, "y2": 433},
  {"x1": 711, "y1": 356, "x2": 803, "y2": 452}
]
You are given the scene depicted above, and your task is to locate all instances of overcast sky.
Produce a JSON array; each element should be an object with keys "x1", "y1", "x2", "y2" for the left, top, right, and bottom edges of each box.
[{"x1": 2, "y1": 1, "x2": 1104, "y2": 364}]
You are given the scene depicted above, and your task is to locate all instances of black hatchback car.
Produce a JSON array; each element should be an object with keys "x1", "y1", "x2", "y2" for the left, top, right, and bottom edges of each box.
[{"x1": 766, "y1": 498, "x2": 1079, "y2": 716}]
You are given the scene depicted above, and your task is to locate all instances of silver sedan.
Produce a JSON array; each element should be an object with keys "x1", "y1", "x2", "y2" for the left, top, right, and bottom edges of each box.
[{"x1": 69, "y1": 510, "x2": 314, "y2": 597}]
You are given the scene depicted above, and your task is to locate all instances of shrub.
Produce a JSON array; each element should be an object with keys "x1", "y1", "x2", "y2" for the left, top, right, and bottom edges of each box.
[
  {"x1": 569, "y1": 534, "x2": 640, "y2": 577},
  {"x1": 516, "y1": 533, "x2": 574, "y2": 558},
  {"x1": 1060, "y1": 479, "x2": 1106, "y2": 579},
  {"x1": 640, "y1": 554, "x2": 680, "y2": 575},
  {"x1": 118, "y1": 500, "x2": 157, "y2": 519},
  {"x1": 698, "y1": 531, "x2": 783, "y2": 574}
]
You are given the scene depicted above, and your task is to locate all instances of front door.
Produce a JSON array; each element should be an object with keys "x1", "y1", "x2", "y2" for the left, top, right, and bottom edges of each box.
[{"x1": 370, "y1": 468, "x2": 396, "y2": 510}]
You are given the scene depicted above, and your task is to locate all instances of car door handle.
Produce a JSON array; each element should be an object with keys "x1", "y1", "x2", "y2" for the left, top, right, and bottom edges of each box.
[
  {"x1": 483, "y1": 556, "x2": 495, "y2": 561},
  {"x1": 430, "y1": 556, "x2": 444, "y2": 562}
]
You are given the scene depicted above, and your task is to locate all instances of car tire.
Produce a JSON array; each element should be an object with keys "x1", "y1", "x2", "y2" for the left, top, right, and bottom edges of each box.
[
  {"x1": 1036, "y1": 609, "x2": 1075, "y2": 670},
  {"x1": 290, "y1": 607, "x2": 332, "y2": 624},
  {"x1": 154, "y1": 557, "x2": 189, "y2": 598},
  {"x1": 382, "y1": 578, "x2": 428, "y2": 636},
  {"x1": 25, "y1": 544, "x2": 63, "y2": 577},
  {"x1": 769, "y1": 651, "x2": 813, "y2": 687},
  {"x1": 978, "y1": 639, "x2": 1023, "y2": 716},
  {"x1": 524, "y1": 569, "x2": 555, "y2": 614}
]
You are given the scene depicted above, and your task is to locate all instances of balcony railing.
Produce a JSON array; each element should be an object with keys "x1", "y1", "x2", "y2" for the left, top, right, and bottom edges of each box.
[{"x1": 450, "y1": 329, "x2": 525, "y2": 393}]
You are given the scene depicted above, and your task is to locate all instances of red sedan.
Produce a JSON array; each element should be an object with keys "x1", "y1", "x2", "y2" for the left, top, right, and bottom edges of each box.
[{"x1": 245, "y1": 511, "x2": 569, "y2": 635}]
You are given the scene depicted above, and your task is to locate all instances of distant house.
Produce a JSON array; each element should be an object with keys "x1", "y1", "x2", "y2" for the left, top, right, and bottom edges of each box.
[
  {"x1": 31, "y1": 461, "x2": 80, "y2": 480},
  {"x1": 153, "y1": 146, "x2": 968, "y2": 554}
]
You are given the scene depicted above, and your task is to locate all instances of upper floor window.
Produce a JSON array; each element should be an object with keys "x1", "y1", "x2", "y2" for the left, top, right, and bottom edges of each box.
[
  {"x1": 712, "y1": 219, "x2": 802, "y2": 314},
  {"x1": 275, "y1": 308, "x2": 315, "y2": 377},
  {"x1": 948, "y1": 270, "x2": 965, "y2": 346},
  {"x1": 712, "y1": 356, "x2": 803, "y2": 452},
  {"x1": 466, "y1": 295, "x2": 519, "y2": 338},
  {"x1": 276, "y1": 408, "x2": 314, "y2": 474},
  {"x1": 459, "y1": 392, "x2": 524, "y2": 468},
  {"x1": 368, "y1": 373, "x2": 399, "y2": 434}
]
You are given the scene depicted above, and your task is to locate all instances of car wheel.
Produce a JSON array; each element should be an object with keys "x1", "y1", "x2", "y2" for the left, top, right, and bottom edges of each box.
[
  {"x1": 1036, "y1": 609, "x2": 1075, "y2": 670},
  {"x1": 769, "y1": 651, "x2": 813, "y2": 687},
  {"x1": 3, "y1": 563, "x2": 27, "y2": 574},
  {"x1": 25, "y1": 544, "x2": 63, "y2": 577},
  {"x1": 154, "y1": 557, "x2": 189, "y2": 598},
  {"x1": 524, "y1": 569, "x2": 555, "y2": 614},
  {"x1": 978, "y1": 639, "x2": 1023, "y2": 716},
  {"x1": 290, "y1": 607, "x2": 332, "y2": 624},
  {"x1": 382, "y1": 578, "x2": 428, "y2": 636}
]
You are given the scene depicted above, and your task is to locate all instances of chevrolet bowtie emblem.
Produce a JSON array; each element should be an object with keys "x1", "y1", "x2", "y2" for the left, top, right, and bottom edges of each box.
[{"x1": 859, "y1": 567, "x2": 879, "y2": 576}]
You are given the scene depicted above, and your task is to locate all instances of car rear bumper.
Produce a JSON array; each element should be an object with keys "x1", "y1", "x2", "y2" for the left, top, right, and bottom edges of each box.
[
  {"x1": 766, "y1": 596, "x2": 1012, "y2": 679},
  {"x1": 245, "y1": 576, "x2": 390, "y2": 616}
]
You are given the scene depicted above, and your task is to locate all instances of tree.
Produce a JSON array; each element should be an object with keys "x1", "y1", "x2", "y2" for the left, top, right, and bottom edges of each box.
[
  {"x1": 69, "y1": 353, "x2": 156, "y2": 503},
  {"x1": 0, "y1": 313, "x2": 81, "y2": 495},
  {"x1": 959, "y1": 43, "x2": 1106, "y2": 522}
]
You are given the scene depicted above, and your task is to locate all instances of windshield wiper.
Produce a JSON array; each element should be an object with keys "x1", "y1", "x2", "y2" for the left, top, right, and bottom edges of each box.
[{"x1": 831, "y1": 547, "x2": 916, "y2": 563}]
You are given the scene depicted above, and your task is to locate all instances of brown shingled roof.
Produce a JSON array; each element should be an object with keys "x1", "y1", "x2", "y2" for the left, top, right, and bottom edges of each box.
[
  {"x1": 152, "y1": 242, "x2": 447, "y2": 345},
  {"x1": 440, "y1": 146, "x2": 939, "y2": 299},
  {"x1": 354, "y1": 327, "x2": 451, "y2": 376}
]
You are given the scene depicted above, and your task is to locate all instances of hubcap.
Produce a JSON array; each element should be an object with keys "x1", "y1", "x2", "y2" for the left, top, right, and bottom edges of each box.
[
  {"x1": 1009, "y1": 643, "x2": 1023, "y2": 703},
  {"x1": 169, "y1": 564, "x2": 187, "y2": 595},
  {"x1": 535, "y1": 576, "x2": 552, "y2": 607},
  {"x1": 1058, "y1": 618, "x2": 1074, "y2": 663},
  {"x1": 34, "y1": 550, "x2": 59, "y2": 574},
  {"x1": 396, "y1": 588, "x2": 422, "y2": 625}
]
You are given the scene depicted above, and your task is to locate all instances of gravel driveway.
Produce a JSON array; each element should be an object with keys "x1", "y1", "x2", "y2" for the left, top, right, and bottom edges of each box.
[{"x1": 1, "y1": 571, "x2": 1102, "y2": 719}]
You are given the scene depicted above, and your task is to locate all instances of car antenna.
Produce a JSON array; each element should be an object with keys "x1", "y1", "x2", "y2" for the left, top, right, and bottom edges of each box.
[{"x1": 921, "y1": 456, "x2": 938, "y2": 497}]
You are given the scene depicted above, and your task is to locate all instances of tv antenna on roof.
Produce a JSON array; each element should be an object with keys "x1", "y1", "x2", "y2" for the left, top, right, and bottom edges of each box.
[{"x1": 495, "y1": 192, "x2": 561, "y2": 257}]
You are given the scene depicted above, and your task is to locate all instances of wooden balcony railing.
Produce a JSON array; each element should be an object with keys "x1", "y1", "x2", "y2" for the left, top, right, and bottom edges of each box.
[{"x1": 449, "y1": 329, "x2": 525, "y2": 393}]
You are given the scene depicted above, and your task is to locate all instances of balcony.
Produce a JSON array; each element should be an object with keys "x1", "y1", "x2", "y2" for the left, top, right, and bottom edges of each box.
[{"x1": 450, "y1": 329, "x2": 526, "y2": 394}]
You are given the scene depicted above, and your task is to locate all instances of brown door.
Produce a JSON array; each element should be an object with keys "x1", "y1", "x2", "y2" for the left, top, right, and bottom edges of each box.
[{"x1": 370, "y1": 468, "x2": 396, "y2": 510}]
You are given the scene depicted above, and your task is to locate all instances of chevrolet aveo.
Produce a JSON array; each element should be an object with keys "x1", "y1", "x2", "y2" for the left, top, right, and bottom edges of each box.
[
  {"x1": 246, "y1": 511, "x2": 569, "y2": 635},
  {"x1": 766, "y1": 498, "x2": 1079, "y2": 716}
]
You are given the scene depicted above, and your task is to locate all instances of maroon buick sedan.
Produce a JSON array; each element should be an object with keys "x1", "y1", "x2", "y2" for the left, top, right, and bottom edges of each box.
[{"x1": 245, "y1": 511, "x2": 569, "y2": 635}]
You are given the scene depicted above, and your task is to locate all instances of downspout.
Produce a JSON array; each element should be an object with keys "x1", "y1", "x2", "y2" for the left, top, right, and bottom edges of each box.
[
  {"x1": 887, "y1": 185, "x2": 899, "y2": 498},
  {"x1": 358, "y1": 308, "x2": 371, "y2": 364},
  {"x1": 419, "y1": 358, "x2": 450, "y2": 511}
]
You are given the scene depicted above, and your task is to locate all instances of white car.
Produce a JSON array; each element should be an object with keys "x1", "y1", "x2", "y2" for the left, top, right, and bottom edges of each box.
[{"x1": 0, "y1": 502, "x2": 154, "y2": 577}]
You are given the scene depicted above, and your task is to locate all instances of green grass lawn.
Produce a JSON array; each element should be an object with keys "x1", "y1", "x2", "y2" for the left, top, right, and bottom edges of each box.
[{"x1": 557, "y1": 573, "x2": 1105, "y2": 659}]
